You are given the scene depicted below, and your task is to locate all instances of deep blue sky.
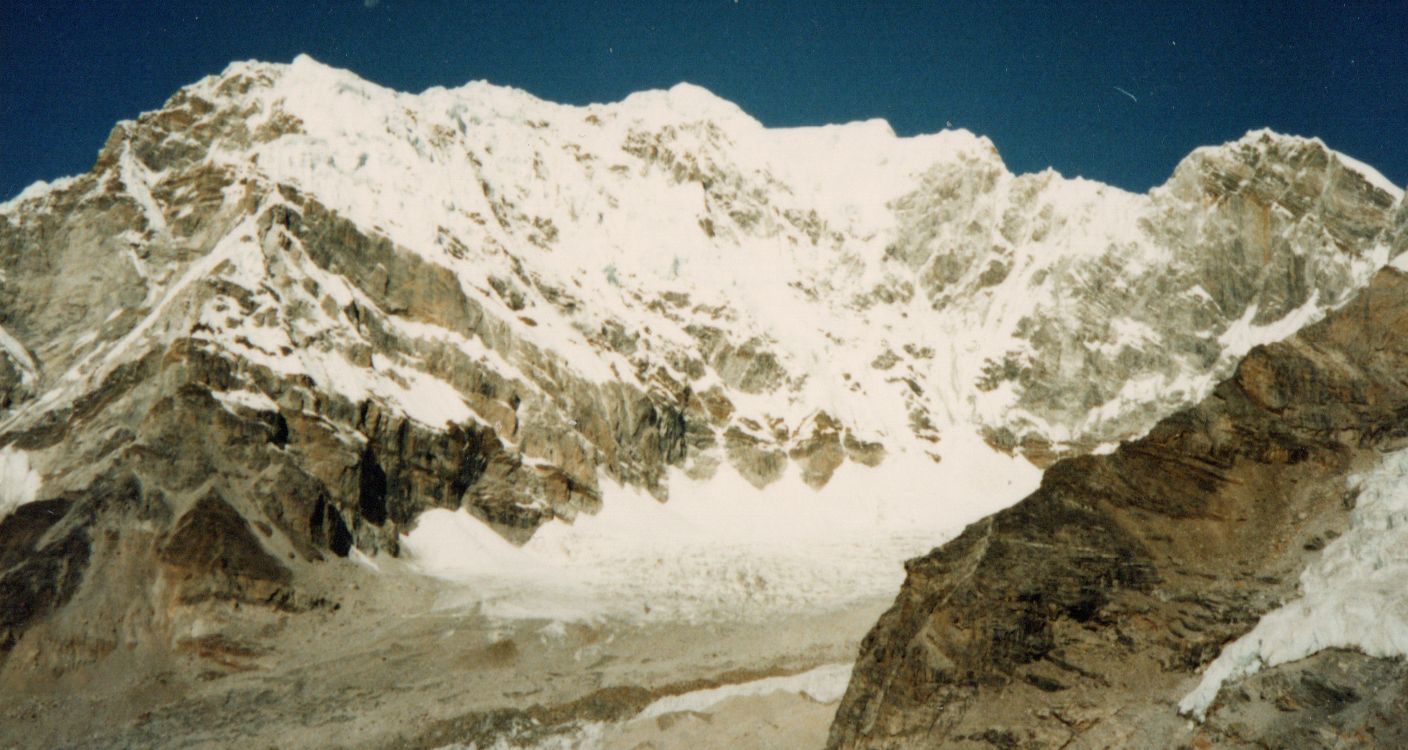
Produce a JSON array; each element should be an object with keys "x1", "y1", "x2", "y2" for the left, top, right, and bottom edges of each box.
[{"x1": 3, "y1": 1, "x2": 1405, "y2": 199}]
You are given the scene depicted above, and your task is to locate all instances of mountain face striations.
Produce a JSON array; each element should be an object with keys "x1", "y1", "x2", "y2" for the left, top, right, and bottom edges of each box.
[{"x1": 0, "y1": 55, "x2": 1403, "y2": 748}]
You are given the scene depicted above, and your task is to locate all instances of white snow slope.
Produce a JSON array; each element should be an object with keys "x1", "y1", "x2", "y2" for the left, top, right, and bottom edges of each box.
[{"x1": 402, "y1": 430, "x2": 1040, "y2": 622}]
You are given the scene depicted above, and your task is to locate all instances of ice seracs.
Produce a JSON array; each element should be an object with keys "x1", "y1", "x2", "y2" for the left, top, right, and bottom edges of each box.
[
  {"x1": 401, "y1": 429, "x2": 1041, "y2": 622},
  {"x1": 1180, "y1": 448, "x2": 1408, "y2": 720}
]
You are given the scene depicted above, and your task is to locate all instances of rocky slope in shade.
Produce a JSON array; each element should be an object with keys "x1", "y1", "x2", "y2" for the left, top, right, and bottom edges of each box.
[
  {"x1": 827, "y1": 257, "x2": 1408, "y2": 750},
  {"x1": 0, "y1": 54, "x2": 1402, "y2": 679}
]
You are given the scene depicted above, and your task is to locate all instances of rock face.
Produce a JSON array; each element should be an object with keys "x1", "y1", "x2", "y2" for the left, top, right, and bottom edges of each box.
[
  {"x1": 0, "y1": 54, "x2": 1402, "y2": 717},
  {"x1": 827, "y1": 261, "x2": 1408, "y2": 749}
]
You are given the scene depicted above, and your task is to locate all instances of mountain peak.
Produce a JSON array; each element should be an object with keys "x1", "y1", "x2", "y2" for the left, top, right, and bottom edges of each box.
[
  {"x1": 1182, "y1": 128, "x2": 1404, "y2": 201},
  {"x1": 611, "y1": 81, "x2": 758, "y2": 128}
]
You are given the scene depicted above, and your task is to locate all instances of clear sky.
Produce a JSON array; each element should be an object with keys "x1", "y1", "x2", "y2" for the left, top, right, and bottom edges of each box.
[{"x1": 3, "y1": 1, "x2": 1405, "y2": 199}]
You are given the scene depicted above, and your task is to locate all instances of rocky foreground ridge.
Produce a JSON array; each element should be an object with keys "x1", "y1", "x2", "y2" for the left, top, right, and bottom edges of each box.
[
  {"x1": 0, "y1": 55, "x2": 1403, "y2": 747},
  {"x1": 829, "y1": 209, "x2": 1408, "y2": 749}
]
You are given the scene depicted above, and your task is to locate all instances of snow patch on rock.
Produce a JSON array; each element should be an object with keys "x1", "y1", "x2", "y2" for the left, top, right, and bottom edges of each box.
[
  {"x1": 211, "y1": 388, "x2": 279, "y2": 413},
  {"x1": 1180, "y1": 448, "x2": 1408, "y2": 720},
  {"x1": 0, "y1": 448, "x2": 41, "y2": 520},
  {"x1": 0, "y1": 324, "x2": 38, "y2": 385}
]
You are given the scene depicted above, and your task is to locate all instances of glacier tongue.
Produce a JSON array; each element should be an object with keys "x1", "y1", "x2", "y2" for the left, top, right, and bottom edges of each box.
[{"x1": 401, "y1": 430, "x2": 1041, "y2": 623}]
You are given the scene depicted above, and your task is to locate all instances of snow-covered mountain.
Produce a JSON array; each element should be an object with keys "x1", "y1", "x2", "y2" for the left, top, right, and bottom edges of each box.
[
  {"x1": 2, "y1": 54, "x2": 1404, "y2": 621},
  {"x1": 1, "y1": 55, "x2": 1405, "y2": 749},
  {"x1": 4, "y1": 53, "x2": 1400, "y2": 486},
  {"x1": 0, "y1": 52, "x2": 1401, "y2": 627}
]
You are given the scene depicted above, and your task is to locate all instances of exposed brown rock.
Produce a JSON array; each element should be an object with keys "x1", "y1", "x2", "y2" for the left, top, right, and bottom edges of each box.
[
  {"x1": 160, "y1": 491, "x2": 292, "y2": 594},
  {"x1": 843, "y1": 430, "x2": 886, "y2": 468},
  {"x1": 789, "y1": 411, "x2": 847, "y2": 488},
  {"x1": 0, "y1": 500, "x2": 88, "y2": 654},
  {"x1": 724, "y1": 425, "x2": 787, "y2": 489}
]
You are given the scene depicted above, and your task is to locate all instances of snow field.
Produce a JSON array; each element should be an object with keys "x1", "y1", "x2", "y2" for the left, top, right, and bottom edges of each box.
[{"x1": 402, "y1": 430, "x2": 1041, "y2": 623}]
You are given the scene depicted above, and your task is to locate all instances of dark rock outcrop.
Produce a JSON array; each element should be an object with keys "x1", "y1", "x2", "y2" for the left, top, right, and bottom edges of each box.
[
  {"x1": 0, "y1": 499, "x2": 88, "y2": 653},
  {"x1": 159, "y1": 490, "x2": 292, "y2": 601}
]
